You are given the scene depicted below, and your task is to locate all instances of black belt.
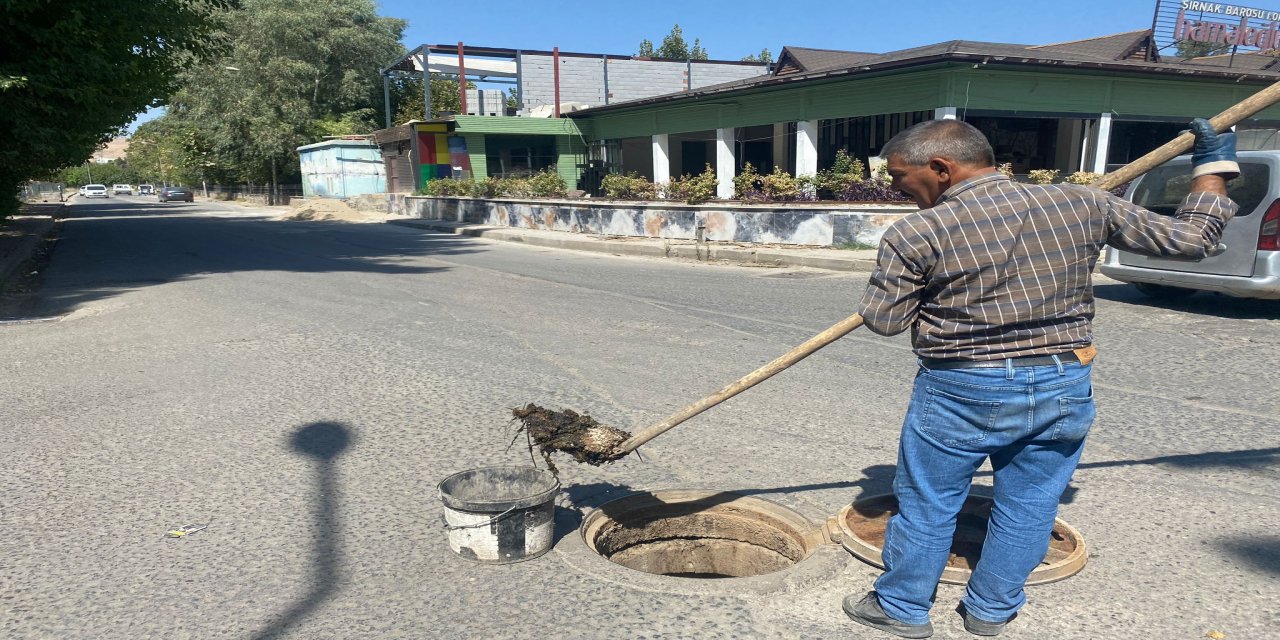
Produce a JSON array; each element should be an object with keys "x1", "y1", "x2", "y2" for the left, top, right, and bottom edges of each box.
[{"x1": 921, "y1": 352, "x2": 1080, "y2": 370}]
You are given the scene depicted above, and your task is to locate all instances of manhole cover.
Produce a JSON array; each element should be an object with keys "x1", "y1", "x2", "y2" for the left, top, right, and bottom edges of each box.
[
  {"x1": 837, "y1": 493, "x2": 1087, "y2": 585},
  {"x1": 580, "y1": 490, "x2": 823, "y2": 578}
]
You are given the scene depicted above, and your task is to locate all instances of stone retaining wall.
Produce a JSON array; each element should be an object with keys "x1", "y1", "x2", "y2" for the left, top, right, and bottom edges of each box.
[{"x1": 354, "y1": 194, "x2": 915, "y2": 247}]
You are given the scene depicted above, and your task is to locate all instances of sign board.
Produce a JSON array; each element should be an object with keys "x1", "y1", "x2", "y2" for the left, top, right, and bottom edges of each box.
[{"x1": 1153, "y1": 0, "x2": 1280, "y2": 55}]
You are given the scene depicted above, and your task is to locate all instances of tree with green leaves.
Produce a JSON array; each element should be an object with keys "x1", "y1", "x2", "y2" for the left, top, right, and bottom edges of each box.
[
  {"x1": 1175, "y1": 40, "x2": 1233, "y2": 59},
  {"x1": 54, "y1": 161, "x2": 141, "y2": 189},
  {"x1": 391, "y1": 75, "x2": 476, "y2": 125},
  {"x1": 637, "y1": 24, "x2": 709, "y2": 60},
  {"x1": 0, "y1": 0, "x2": 230, "y2": 216},
  {"x1": 742, "y1": 49, "x2": 773, "y2": 64},
  {"x1": 125, "y1": 117, "x2": 214, "y2": 187},
  {"x1": 169, "y1": 0, "x2": 405, "y2": 199}
]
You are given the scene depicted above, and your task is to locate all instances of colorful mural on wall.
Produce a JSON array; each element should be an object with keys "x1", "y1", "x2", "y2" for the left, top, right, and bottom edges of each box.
[{"x1": 415, "y1": 123, "x2": 470, "y2": 189}]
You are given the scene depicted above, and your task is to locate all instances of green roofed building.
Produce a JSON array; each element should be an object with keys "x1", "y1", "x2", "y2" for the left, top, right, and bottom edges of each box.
[
  {"x1": 566, "y1": 29, "x2": 1280, "y2": 197},
  {"x1": 374, "y1": 29, "x2": 1280, "y2": 195}
]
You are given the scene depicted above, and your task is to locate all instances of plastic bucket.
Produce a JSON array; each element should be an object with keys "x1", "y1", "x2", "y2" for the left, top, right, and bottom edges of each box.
[{"x1": 438, "y1": 466, "x2": 561, "y2": 564}]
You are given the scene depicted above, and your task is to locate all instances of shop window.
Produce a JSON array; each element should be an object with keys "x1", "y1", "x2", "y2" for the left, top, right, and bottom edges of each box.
[
  {"x1": 1106, "y1": 122, "x2": 1189, "y2": 169},
  {"x1": 966, "y1": 117, "x2": 1059, "y2": 174},
  {"x1": 817, "y1": 111, "x2": 932, "y2": 170},
  {"x1": 485, "y1": 135, "x2": 558, "y2": 178}
]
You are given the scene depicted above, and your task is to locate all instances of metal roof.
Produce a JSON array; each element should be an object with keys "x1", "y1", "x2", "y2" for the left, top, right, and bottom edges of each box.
[{"x1": 382, "y1": 43, "x2": 767, "y2": 75}]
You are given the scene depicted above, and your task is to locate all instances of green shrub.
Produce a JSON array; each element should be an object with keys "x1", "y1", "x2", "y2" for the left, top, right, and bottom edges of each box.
[
  {"x1": 472, "y1": 177, "x2": 504, "y2": 198},
  {"x1": 760, "y1": 166, "x2": 801, "y2": 201},
  {"x1": 526, "y1": 170, "x2": 567, "y2": 198},
  {"x1": 815, "y1": 149, "x2": 865, "y2": 199},
  {"x1": 601, "y1": 172, "x2": 656, "y2": 200},
  {"x1": 996, "y1": 163, "x2": 1015, "y2": 179},
  {"x1": 496, "y1": 177, "x2": 531, "y2": 198},
  {"x1": 662, "y1": 164, "x2": 718, "y2": 204},
  {"x1": 422, "y1": 178, "x2": 473, "y2": 197},
  {"x1": 733, "y1": 163, "x2": 761, "y2": 200},
  {"x1": 1026, "y1": 169, "x2": 1060, "y2": 185},
  {"x1": 1063, "y1": 171, "x2": 1101, "y2": 185}
]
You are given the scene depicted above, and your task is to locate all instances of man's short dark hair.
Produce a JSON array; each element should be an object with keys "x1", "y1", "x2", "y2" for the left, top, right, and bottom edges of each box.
[{"x1": 881, "y1": 120, "x2": 995, "y2": 167}]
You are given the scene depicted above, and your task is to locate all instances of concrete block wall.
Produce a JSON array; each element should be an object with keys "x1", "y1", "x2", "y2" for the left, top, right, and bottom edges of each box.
[
  {"x1": 604, "y1": 59, "x2": 687, "y2": 104},
  {"x1": 519, "y1": 54, "x2": 765, "y2": 111},
  {"x1": 519, "y1": 54, "x2": 605, "y2": 110},
  {"x1": 687, "y1": 62, "x2": 764, "y2": 90},
  {"x1": 463, "y1": 89, "x2": 509, "y2": 116}
]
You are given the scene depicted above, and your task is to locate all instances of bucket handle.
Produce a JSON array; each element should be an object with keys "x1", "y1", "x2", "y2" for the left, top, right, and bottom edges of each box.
[{"x1": 442, "y1": 505, "x2": 518, "y2": 531}]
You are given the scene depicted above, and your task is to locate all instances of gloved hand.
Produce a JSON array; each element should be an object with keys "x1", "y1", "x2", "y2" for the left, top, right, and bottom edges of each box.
[{"x1": 1189, "y1": 118, "x2": 1239, "y2": 180}]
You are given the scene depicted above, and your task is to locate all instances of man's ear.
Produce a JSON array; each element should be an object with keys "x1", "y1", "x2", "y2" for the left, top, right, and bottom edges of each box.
[{"x1": 929, "y1": 158, "x2": 950, "y2": 180}]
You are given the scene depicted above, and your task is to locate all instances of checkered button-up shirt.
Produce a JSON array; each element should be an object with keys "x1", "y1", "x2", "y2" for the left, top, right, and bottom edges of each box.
[{"x1": 857, "y1": 173, "x2": 1237, "y2": 359}]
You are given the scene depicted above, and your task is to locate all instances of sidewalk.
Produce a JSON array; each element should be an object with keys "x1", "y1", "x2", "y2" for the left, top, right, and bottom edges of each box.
[
  {"x1": 0, "y1": 203, "x2": 62, "y2": 294},
  {"x1": 387, "y1": 218, "x2": 882, "y2": 272}
]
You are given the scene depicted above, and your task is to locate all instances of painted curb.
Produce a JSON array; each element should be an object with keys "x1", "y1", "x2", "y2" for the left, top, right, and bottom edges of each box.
[{"x1": 388, "y1": 219, "x2": 877, "y2": 272}]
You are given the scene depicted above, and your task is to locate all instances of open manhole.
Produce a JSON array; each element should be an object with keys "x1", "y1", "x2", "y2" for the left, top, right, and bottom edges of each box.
[
  {"x1": 580, "y1": 490, "x2": 823, "y2": 578},
  {"x1": 837, "y1": 493, "x2": 1087, "y2": 585}
]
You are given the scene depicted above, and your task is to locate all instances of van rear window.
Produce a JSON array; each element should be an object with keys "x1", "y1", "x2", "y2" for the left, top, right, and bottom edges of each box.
[{"x1": 1130, "y1": 162, "x2": 1269, "y2": 217}]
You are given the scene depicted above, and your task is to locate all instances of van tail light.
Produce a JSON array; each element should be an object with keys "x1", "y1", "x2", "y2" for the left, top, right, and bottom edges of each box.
[{"x1": 1260, "y1": 199, "x2": 1280, "y2": 251}]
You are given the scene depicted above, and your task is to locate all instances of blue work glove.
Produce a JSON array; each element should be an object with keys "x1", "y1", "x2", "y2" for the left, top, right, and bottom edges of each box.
[{"x1": 1189, "y1": 118, "x2": 1239, "y2": 180}]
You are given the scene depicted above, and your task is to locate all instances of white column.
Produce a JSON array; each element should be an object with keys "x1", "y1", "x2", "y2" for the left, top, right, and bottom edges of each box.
[
  {"x1": 715, "y1": 127, "x2": 735, "y2": 199},
  {"x1": 1079, "y1": 120, "x2": 1093, "y2": 172},
  {"x1": 652, "y1": 134, "x2": 670, "y2": 184},
  {"x1": 1092, "y1": 112, "x2": 1113, "y2": 174},
  {"x1": 796, "y1": 120, "x2": 818, "y2": 177},
  {"x1": 934, "y1": 107, "x2": 958, "y2": 120},
  {"x1": 771, "y1": 122, "x2": 788, "y2": 172}
]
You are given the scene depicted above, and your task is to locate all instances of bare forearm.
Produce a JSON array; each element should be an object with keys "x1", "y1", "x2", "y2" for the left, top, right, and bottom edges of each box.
[{"x1": 1191, "y1": 174, "x2": 1227, "y2": 197}]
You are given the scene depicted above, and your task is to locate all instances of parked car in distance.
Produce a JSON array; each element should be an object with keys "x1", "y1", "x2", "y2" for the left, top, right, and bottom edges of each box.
[
  {"x1": 1100, "y1": 150, "x2": 1280, "y2": 300},
  {"x1": 83, "y1": 184, "x2": 108, "y2": 198},
  {"x1": 112, "y1": 183, "x2": 133, "y2": 195},
  {"x1": 138, "y1": 184, "x2": 154, "y2": 196},
  {"x1": 78, "y1": 186, "x2": 86, "y2": 196},
  {"x1": 158, "y1": 186, "x2": 194, "y2": 202}
]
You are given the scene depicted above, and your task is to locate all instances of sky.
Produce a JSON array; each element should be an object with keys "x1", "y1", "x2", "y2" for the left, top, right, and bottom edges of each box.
[{"x1": 128, "y1": 0, "x2": 1172, "y2": 133}]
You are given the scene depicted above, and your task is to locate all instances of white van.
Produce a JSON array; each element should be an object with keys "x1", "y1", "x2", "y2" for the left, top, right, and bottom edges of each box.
[{"x1": 1100, "y1": 150, "x2": 1280, "y2": 300}]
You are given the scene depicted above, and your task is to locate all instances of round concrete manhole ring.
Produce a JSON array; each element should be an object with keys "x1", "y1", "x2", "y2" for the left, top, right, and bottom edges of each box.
[
  {"x1": 837, "y1": 493, "x2": 1087, "y2": 586},
  {"x1": 580, "y1": 489, "x2": 826, "y2": 579}
]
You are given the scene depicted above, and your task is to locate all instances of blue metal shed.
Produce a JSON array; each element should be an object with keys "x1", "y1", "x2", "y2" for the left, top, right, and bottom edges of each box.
[{"x1": 297, "y1": 138, "x2": 387, "y2": 198}]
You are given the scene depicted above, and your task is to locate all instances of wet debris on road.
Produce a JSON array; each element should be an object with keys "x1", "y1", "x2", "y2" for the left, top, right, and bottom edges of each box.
[{"x1": 511, "y1": 404, "x2": 631, "y2": 473}]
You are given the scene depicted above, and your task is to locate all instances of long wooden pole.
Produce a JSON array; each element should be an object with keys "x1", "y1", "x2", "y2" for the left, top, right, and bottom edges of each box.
[{"x1": 614, "y1": 313, "x2": 865, "y2": 455}]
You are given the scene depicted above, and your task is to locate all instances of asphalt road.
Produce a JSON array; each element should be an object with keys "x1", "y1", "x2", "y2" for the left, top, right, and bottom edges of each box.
[{"x1": 2, "y1": 197, "x2": 1278, "y2": 639}]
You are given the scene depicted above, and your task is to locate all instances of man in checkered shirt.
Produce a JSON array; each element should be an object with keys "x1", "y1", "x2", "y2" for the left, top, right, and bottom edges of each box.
[{"x1": 843, "y1": 119, "x2": 1238, "y2": 639}]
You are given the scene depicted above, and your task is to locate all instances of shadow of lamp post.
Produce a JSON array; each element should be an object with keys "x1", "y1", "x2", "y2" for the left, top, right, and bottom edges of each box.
[{"x1": 253, "y1": 422, "x2": 352, "y2": 639}]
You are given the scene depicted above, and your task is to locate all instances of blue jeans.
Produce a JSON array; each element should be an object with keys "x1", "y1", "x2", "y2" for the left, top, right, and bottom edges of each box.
[{"x1": 874, "y1": 357, "x2": 1095, "y2": 625}]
